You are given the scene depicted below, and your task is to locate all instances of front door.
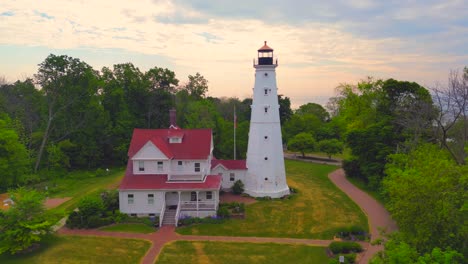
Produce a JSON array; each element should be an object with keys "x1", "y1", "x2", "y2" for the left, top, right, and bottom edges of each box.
[{"x1": 165, "y1": 192, "x2": 179, "y2": 209}]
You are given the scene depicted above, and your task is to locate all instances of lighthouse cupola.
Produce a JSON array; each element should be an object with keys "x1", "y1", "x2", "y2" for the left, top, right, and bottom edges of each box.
[{"x1": 257, "y1": 41, "x2": 274, "y2": 65}]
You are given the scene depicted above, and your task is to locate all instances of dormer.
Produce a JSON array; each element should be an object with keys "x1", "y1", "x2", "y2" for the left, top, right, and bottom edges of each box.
[{"x1": 168, "y1": 130, "x2": 184, "y2": 144}]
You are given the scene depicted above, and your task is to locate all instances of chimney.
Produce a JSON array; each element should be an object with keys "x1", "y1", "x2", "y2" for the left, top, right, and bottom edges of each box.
[{"x1": 169, "y1": 108, "x2": 177, "y2": 128}]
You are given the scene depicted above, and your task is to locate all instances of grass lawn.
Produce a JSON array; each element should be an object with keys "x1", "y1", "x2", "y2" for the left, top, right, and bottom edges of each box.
[
  {"x1": 42, "y1": 168, "x2": 125, "y2": 214},
  {"x1": 100, "y1": 223, "x2": 156, "y2": 234},
  {"x1": 0, "y1": 235, "x2": 150, "y2": 264},
  {"x1": 177, "y1": 160, "x2": 368, "y2": 239},
  {"x1": 156, "y1": 241, "x2": 329, "y2": 264}
]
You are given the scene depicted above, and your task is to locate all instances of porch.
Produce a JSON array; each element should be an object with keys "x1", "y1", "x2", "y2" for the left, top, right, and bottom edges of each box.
[{"x1": 161, "y1": 190, "x2": 219, "y2": 226}]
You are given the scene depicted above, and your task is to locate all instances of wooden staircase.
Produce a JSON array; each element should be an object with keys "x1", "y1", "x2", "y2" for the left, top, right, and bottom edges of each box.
[{"x1": 161, "y1": 209, "x2": 176, "y2": 226}]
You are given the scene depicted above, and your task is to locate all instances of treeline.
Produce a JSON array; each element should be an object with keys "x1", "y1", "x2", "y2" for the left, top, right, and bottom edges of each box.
[
  {"x1": 326, "y1": 75, "x2": 467, "y2": 262},
  {"x1": 0, "y1": 54, "x2": 294, "y2": 190}
]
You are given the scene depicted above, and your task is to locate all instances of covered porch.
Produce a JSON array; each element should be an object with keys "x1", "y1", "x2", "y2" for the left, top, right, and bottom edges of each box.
[{"x1": 161, "y1": 189, "x2": 220, "y2": 226}]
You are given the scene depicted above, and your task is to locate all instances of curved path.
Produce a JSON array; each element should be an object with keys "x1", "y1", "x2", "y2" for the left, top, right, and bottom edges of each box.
[
  {"x1": 58, "y1": 167, "x2": 396, "y2": 264},
  {"x1": 329, "y1": 169, "x2": 397, "y2": 263}
]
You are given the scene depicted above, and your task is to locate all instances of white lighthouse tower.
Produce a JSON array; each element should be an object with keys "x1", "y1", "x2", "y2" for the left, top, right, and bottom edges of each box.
[{"x1": 244, "y1": 41, "x2": 290, "y2": 198}]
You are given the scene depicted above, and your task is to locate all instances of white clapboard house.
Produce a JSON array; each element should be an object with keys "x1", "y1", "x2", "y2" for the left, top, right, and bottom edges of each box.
[{"x1": 119, "y1": 111, "x2": 246, "y2": 226}]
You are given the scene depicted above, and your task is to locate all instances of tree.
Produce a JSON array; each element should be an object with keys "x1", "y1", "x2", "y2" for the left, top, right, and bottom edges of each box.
[
  {"x1": 318, "y1": 139, "x2": 344, "y2": 159},
  {"x1": 383, "y1": 144, "x2": 467, "y2": 254},
  {"x1": 34, "y1": 54, "x2": 100, "y2": 172},
  {"x1": 371, "y1": 235, "x2": 464, "y2": 264},
  {"x1": 0, "y1": 115, "x2": 31, "y2": 190},
  {"x1": 183, "y1": 72, "x2": 208, "y2": 98},
  {"x1": 144, "y1": 67, "x2": 178, "y2": 128},
  {"x1": 0, "y1": 187, "x2": 54, "y2": 254},
  {"x1": 296, "y1": 102, "x2": 330, "y2": 122},
  {"x1": 278, "y1": 95, "x2": 293, "y2": 124},
  {"x1": 432, "y1": 68, "x2": 468, "y2": 164},
  {"x1": 288, "y1": 132, "x2": 315, "y2": 157}
]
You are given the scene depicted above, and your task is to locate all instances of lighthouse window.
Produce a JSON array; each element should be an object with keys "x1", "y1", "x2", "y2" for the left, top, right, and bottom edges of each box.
[
  {"x1": 264, "y1": 107, "x2": 268, "y2": 113},
  {"x1": 264, "y1": 88, "x2": 268, "y2": 95},
  {"x1": 265, "y1": 177, "x2": 268, "y2": 181},
  {"x1": 264, "y1": 73, "x2": 268, "y2": 77},
  {"x1": 264, "y1": 136, "x2": 268, "y2": 139},
  {"x1": 264, "y1": 157, "x2": 268, "y2": 160}
]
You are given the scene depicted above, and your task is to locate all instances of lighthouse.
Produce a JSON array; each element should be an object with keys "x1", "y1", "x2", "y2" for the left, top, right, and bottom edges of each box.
[{"x1": 244, "y1": 41, "x2": 290, "y2": 198}]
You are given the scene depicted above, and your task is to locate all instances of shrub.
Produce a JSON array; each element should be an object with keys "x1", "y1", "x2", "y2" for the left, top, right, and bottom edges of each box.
[
  {"x1": 78, "y1": 195, "x2": 105, "y2": 217},
  {"x1": 66, "y1": 211, "x2": 82, "y2": 229},
  {"x1": 217, "y1": 206, "x2": 231, "y2": 218},
  {"x1": 101, "y1": 190, "x2": 119, "y2": 212},
  {"x1": 329, "y1": 241, "x2": 363, "y2": 254},
  {"x1": 232, "y1": 180, "x2": 244, "y2": 194}
]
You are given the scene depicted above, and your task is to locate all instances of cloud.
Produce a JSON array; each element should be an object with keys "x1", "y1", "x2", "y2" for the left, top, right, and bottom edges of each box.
[{"x1": 0, "y1": 0, "x2": 466, "y2": 107}]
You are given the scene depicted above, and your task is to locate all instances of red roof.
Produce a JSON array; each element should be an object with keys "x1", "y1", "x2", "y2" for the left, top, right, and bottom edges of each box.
[
  {"x1": 128, "y1": 128, "x2": 212, "y2": 159},
  {"x1": 258, "y1": 41, "x2": 273, "y2": 51},
  {"x1": 211, "y1": 159, "x2": 247, "y2": 170},
  {"x1": 120, "y1": 162, "x2": 221, "y2": 190}
]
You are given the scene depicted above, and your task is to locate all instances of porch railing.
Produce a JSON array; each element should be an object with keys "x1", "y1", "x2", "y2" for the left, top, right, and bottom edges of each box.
[
  {"x1": 159, "y1": 200, "x2": 166, "y2": 227},
  {"x1": 180, "y1": 201, "x2": 217, "y2": 210}
]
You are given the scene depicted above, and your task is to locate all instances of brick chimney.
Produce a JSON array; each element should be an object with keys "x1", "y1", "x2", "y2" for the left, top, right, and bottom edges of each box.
[{"x1": 169, "y1": 108, "x2": 177, "y2": 128}]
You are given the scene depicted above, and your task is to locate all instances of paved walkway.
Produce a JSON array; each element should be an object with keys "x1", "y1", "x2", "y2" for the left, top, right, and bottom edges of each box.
[
  {"x1": 329, "y1": 169, "x2": 398, "y2": 263},
  {"x1": 57, "y1": 167, "x2": 396, "y2": 264}
]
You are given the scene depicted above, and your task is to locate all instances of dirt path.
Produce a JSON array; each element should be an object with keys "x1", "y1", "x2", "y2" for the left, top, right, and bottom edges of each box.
[{"x1": 329, "y1": 169, "x2": 397, "y2": 263}]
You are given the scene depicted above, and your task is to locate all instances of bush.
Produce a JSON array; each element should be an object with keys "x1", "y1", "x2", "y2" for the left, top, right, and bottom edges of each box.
[
  {"x1": 78, "y1": 195, "x2": 105, "y2": 217},
  {"x1": 329, "y1": 253, "x2": 356, "y2": 264},
  {"x1": 66, "y1": 211, "x2": 82, "y2": 229},
  {"x1": 101, "y1": 190, "x2": 119, "y2": 212},
  {"x1": 232, "y1": 180, "x2": 244, "y2": 194},
  {"x1": 177, "y1": 216, "x2": 224, "y2": 226},
  {"x1": 329, "y1": 241, "x2": 363, "y2": 254},
  {"x1": 336, "y1": 226, "x2": 367, "y2": 240},
  {"x1": 217, "y1": 206, "x2": 231, "y2": 218}
]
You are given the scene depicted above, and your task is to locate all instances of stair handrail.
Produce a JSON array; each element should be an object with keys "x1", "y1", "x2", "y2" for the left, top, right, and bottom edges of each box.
[
  {"x1": 174, "y1": 200, "x2": 181, "y2": 227},
  {"x1": 159, "y1": 200, "x2": 166, "y2": 227}
]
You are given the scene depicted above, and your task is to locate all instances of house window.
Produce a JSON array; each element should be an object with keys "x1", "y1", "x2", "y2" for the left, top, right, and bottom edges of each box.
[
  {"x1": 206, "y1": 191, "x2": 213, "y2": 200},
  {"x1": 157, "y1": 161, "x2": 163, "y2": 171},
  {"x1": 178, "y1": 161, "x2": 183, "y2": 166},
  {"x1": 148, "y1": 194, "x2": 154, "y2": 204},
  {"x1": 128, "y1": 194, "x2": 134, "y2": 204},
  {"x1": 194, "y1": 163, "x2": 201, "y2": 172},
  {"x1": 138, "y1": 161, "x2": 144, "y2": 172},
  {"x1": 230, "y1": 173, "x2": 235, "y2": 182},
  {"x1": 190, "y1": 192, "x2": 197, "y2": 201}
]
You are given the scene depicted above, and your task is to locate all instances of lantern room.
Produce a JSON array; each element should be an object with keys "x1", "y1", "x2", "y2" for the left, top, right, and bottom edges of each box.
[{"x1": 257, "y1": 41, "x2": 274, "y2": 65}]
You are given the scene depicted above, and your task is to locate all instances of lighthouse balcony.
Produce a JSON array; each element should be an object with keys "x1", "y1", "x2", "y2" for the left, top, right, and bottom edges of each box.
[{"x1": 254, "y1": 57, "x2": 278, "y2": 66}]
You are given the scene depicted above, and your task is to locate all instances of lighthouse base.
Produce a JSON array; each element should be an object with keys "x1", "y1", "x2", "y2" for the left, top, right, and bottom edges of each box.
[{"x1": 244, "y1": 186, "x2": 290, "y2": 199}]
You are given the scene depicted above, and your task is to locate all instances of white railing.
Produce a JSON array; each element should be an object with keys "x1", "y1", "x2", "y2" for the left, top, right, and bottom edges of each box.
[
  {"x1": 159, "y1": 200, "x2": 166, "y2": 227},
  {"x1": 180, "y1": 201, "x2": 217, "y2": 210},
  {"x1": 168, "y1": 174, "x2": 204, "y2": 181},
  {"x1": 174, "y1": 201, "x2": 181, "y2": 227}
]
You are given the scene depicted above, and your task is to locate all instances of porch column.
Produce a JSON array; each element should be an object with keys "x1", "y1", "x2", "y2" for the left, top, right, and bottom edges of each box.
[
  {"x1": 215, "y1": 190, "x2": 219, "y2": 210},
  {"x1": 196, "y1": 191, "x2": 199, "y2": 217},
  {"x1": 178, "y1": 191, "x2": 181, "y2": 209}
]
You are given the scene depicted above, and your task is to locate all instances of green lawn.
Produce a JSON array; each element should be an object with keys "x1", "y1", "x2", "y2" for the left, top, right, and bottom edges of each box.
[
  {"x1": 156, "y1": 241, "x2": 329, "y2": 264},
  {"x1": 100, "y1": 223, "x2": 156, "y2": 234},
  {"x1": 0, "y1": 235, "x2": 150, "y2": 264},
  {"x1": 177, "y1": 160, "x2": 368, "y2": 239},
  {"x1": 43, "y1": 168, "x2": 124, "y2": 214}
]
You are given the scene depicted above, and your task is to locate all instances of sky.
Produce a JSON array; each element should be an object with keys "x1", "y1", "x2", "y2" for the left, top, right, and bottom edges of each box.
[{"x1": 1, "y1": 0, "x2": 467, "y2": 108}]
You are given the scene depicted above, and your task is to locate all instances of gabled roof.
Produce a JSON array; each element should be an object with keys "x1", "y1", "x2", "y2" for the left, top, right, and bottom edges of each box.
[
  {"x1": 211, "y1": 159, "x2": 247, "y2": 170},
  {"x1": 128, "y1": 128, "x2": 212, "y2": 159},
  {"x1": 119, "y1": 161, "x2": 221, "y2": 190}
]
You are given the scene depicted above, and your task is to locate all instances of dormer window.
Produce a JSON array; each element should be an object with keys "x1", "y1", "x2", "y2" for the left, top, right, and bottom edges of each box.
[
  {"x1": 194, "y1": 163, "x2": 201, "y2": 172},
  {"x1": 169, "y1": 137, "x2": 182, "y2": 143},
  {"x1": 138, "y1": 161, "x2": 145, "y2": 172}
]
